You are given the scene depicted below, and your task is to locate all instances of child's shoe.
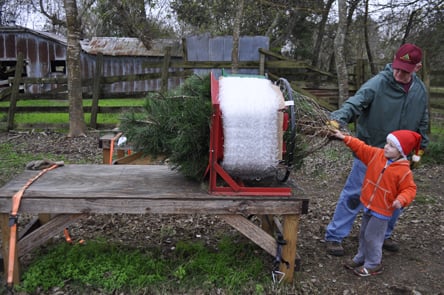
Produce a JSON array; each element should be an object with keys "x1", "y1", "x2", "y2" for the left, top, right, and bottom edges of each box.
[
  {"x1": 343, "y1": 258, "x2": 363, "y2": 270},
  {"x1": 353, "y1": 264, "x2": 383, "y2": 277}
]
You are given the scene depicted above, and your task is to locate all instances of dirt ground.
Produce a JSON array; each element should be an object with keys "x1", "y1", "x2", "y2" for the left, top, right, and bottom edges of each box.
[{"x1": 0, "y1": 130, "x2": 443, "y2": 294}]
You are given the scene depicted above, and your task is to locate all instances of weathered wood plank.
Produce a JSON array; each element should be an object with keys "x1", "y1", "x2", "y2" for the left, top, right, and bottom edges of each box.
[
  {"x1": 0, "y1": 165, "x2": 294, "y2": 198},
  {"x1": 280, "y1": 215, "x2": 300, "y2": 282},
  {"x1": 219, "y1": 215, "x2": 276, "y2": 256},
  {"x1": 0, "y1": 198, "x2": 305, "y2": 215},
  {"x1": 0, "y1": 165, "x2": 305, "y2": 215},
  {"x1": 7, "y1": 52, "x2": 24, "y2": 131},
  {"x1": 0, "y1": 164, "x2": 306, "y2": 286},
  {"x1": 90, "y1": 52, "x2": 103, "y2": 129},
  {"x1": 18, "y1": 214, "x2": 86, "y2": 256}
]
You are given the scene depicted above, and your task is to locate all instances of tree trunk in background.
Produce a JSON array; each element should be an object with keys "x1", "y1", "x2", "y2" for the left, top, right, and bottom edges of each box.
[
  {"x1": 231, "y1": 0, "x2": 244, "y2": 74},
  {"x1": 402, "y1": 9, "x2": 418, "y2": 44},
  {"x1": 117, "y1": 0, "x2": 153, "y2": 50},
  {"x1": 335, "y1": 0, "x2": 349, "y2": 106},
  {"x1": 364, "y1": 0, "x2": 377, "y2": 75},
  {"x1": 312, "y1": 0, "x2": 334, "y2": 69},
  {"x1": 64, "y1": 0, "x2": 86, "y2": 137}
]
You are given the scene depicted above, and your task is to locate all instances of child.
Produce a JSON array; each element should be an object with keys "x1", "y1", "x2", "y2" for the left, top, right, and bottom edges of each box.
[{"x1": 330, "y1": 128, "x2": 422, "y2": 276}]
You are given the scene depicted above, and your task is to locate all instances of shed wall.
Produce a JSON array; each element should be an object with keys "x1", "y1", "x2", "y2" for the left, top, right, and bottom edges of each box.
[{"x1": 0, "y1": 29, "x2": 269, "y2": 95}]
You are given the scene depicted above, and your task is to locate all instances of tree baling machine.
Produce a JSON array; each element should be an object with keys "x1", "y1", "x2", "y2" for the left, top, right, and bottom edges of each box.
[{"x1": 207, "y1": 72, "x2": 296, "y2": 196}]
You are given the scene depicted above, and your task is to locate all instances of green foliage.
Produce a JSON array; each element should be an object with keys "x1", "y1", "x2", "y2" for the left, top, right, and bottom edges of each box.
[
  {"x1": 422, "y1": 132, "x2": 444, "y2": 164},
  {"x1": 170, "y1": 0, "x2": 320, "y2": 61},
  {"x1": 0, "y1": 142, "x2": 67, "y2": 186},
  {"x1": 17, "y1": 240, "x2": 166, "y2": 293},
  {"x1": 414, "y1": 194, "x2": 436, "y2": 204},
  {"x1": 92, "y1": 0, "x2": 175, "y2": 39},
  {"x1": 119, "y1": 74, "x2": 212, "y2": 180},
  {"x1": 0, "y1": 98, "x2": 144, "y2": 128},
  {"x1": 17, "y1": 237, "x2": 268, "y2": 294}
]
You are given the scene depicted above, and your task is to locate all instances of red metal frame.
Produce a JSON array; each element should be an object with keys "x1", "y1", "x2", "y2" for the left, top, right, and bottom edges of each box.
[{"x1": 206, "y1": 72, "x2": 291, "y2": 196}]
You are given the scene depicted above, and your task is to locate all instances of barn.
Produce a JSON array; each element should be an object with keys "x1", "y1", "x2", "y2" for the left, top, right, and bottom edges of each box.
[
  {"x1": 0, "y1": 26, "x2": 183, "y2": 95},
  {"x1": 0, "y1": 26, "x2": 269, "y2": 96}
]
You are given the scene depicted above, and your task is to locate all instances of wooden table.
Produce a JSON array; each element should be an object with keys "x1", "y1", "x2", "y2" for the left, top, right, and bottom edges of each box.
[{"x1": 0, "y1": 164, "x2": 308, "y2": 285}]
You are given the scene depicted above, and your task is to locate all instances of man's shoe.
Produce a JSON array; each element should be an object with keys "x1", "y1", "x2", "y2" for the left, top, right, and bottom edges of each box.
[
  {"x1": 383, "y1": 238, "x2": 399, "y2": 252},
  {"x1": 326, "y1": 241, "x2": 344, "y2": 256}
]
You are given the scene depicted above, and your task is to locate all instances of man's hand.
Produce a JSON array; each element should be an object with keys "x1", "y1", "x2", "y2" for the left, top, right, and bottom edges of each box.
[
  {"x1": 410, "y1": 149, "x2": 425, "y2": 169},
  {"x1": 327, "y1": 120, "x2": 340, "y2": 131}
]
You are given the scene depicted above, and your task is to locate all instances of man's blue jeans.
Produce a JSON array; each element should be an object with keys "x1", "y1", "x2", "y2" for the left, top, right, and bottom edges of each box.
[{"x1": 325, "y1": 157, "x2": 402, "y2": 243}]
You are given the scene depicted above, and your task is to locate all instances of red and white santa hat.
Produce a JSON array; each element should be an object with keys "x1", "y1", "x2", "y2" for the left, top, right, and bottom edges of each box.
[{"x1": 387, "y1": 130, "x2": 422, "y2": 162}]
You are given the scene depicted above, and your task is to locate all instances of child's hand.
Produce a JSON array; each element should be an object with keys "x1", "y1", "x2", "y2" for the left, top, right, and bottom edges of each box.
[
  {"x1": 330, "y1": 129, "x2": 345, "y2": 140},
  {"x1": 392, "y1": 199, "x2": 402, "y2": 209}
]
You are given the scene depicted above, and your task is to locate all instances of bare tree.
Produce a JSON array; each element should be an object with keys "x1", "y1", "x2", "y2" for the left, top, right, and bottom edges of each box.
[
  {"x1": 334, "y1": 0, "x2": 349, "y2": 105},
  {"x1": 64, "y1": 0, "x2": 86, "y2": 137},
  {"x1": 231, "y1": 0, "x2": 244, "y2": 74},
  {"x1": 402, "y1": 9, "x2": 420, "y2": 44},
  {"x1": 364, "y1": 0, "x2": 377, "y2": 75},
  {"x1": 312, "y1": 0, "x2": 335, "y2": 69}
]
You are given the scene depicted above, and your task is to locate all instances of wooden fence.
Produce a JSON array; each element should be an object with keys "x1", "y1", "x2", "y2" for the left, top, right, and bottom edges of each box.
[{"x1": 1, "y1": 49, "x2": 443, "y2": 130}]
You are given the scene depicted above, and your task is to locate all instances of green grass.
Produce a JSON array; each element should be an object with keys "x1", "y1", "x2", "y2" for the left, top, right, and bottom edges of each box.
[
  {"x1": 0, "y1": 141, "x2": 276, "y2": 295},
  {"x1": 0, "y1": 143, "x2": 66, "y2": 187},
  {"x1": 13, "y1": 112, "x2": 121, "y2": 125},
  {"x1": 414, "y1": 194, "x2": 436, "y2": 204},
  {"x1": 2, "y1": 97, "x2": 444, "y2": 294},
  {"x1": 0, "y1": 98, "x2": 145, "y2": 107},
  {"x1": 0, "y1": 98, "x2": 145, "y2": 127},
  {"x1": 0, "y1": 141, "x2": 98, "y2": 187},
  {"x1": 14, "y1": 237, "x2": 269, "y2": 294}
]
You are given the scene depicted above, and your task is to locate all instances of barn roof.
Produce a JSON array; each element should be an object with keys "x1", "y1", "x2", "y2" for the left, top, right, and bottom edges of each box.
[
  {"x1": 0, "y1": 26, "x2": 182, "y2": 57},
  {"x1": 80, "y1": 37, "x2": 182, "y2": 57}
]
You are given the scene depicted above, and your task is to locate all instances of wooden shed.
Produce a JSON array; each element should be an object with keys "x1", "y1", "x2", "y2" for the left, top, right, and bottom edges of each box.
[
  {"x1": 0, "y1": 26, "x2": 183, "y2": 95},
  {"x1": 0, "y1": 26, "x2": 269, "y2": 96}
]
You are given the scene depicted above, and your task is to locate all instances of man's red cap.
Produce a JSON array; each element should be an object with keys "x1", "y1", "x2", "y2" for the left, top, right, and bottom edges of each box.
[{"x1": 392, "y1": 43, "x2": 422, "y2": 73}]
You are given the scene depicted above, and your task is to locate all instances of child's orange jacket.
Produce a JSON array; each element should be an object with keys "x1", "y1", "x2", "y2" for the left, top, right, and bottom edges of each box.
[{"x1": 343, "y1": 136, "x2": 417, "y2": 217}]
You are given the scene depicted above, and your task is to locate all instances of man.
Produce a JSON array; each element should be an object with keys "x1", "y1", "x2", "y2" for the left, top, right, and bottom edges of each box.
[{"x1": 325, "y1": 43, "x2": 429, "y2": 256}]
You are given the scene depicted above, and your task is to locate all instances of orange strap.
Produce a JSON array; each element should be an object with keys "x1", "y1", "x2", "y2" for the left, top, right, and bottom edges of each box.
[
  {"x1": 7, "y1": 164, "x2": 60, "y2": 287},
  {"x1": 64, "y1": 227, "x2": 85, "y2": 245},
  {"x1": 64, "y1": 228, "x2": 73, "y2": 243},
  {"x1": 108, "y1": 132, "x2": 123, "y2": 164}
]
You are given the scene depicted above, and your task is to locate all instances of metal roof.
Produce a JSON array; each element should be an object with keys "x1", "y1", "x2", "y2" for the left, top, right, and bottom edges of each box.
[
  {"x1": 0, "y1": 26, "x2": 182, "y2": 57},
  {"x1": 80, "y1": 37, "x2": 182, "y2": 57}
]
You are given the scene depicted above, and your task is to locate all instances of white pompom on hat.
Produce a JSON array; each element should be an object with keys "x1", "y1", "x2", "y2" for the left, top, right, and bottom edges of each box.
[{"x1": 386, "y1": 130, "x2": 422, "y2": 162}]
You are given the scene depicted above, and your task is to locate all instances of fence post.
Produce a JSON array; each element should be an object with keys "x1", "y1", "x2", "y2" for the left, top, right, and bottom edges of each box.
[
  {"x1": 7, "y1": 52, "x2": 25, "y2": 131},
  {"x1": 354, "y1": 58, "x2": 367, "y2": 88},
  {"x1": 259, "y1": 48, "x2": 265, "y2": 76},
  {"x1": 90, "y1": 53, "x2": 103, "y2": 129},
  {"x1": 422, "y1": 49, "x2": 431, "y2": 133},
  {"x1": 161, "y1": 47, "x2": 172, "y2": 93}
]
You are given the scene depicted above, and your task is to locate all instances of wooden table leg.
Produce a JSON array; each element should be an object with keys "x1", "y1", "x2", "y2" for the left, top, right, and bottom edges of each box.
[
  {"x1": 260, "y1": 215, "x2": 275, "y2": 236},
  {"x1": 102, "y1": 148, "x2": 111, "y2": 164},
  {"x1": 280, "y1": 214, "x2": 300, "y2": 283},
  {"x1": 0, "y1": 213, "x2": 20, "y2": 285}
]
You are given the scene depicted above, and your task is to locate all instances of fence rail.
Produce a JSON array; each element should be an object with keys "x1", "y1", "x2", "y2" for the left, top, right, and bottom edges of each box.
[{"x1": 2, "y1": 48, "x2": 443, "y2": 131}]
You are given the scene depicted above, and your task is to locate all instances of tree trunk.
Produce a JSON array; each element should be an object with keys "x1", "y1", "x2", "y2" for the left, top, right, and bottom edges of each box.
[
  {"x1": 64, "y1": 0, "x2": 86, "y2": 137},
  {"x1": 402, "y1": 9, "x2": 418, "y2": 44},
  {"x1": 312, "y1": 0, "x2": 334, "y2": 69},
  {"x1": 335, "y1": 0, "x2": 349, "y2": 106},
  {"x1": 231, "y1": 0, "x2": 244, "y2": 74},
  {"x1": 364, "y1": 0, "x2": 377, "y2": 75}
]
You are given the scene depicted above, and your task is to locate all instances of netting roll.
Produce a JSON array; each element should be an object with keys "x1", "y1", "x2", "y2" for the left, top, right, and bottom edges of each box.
[{"x1": 218, "y1": 76, "x2": 285, "y2": 180}]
